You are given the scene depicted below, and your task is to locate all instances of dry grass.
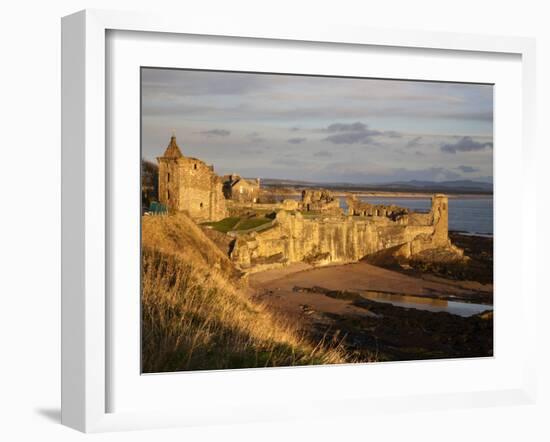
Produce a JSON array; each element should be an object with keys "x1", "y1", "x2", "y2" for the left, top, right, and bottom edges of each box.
[
  {"x1": 141, "y1": 214, "x2": 348, "y2": 373},
  {"x1": 142, "y1": 213, "x2": 240, "y2": 278}
]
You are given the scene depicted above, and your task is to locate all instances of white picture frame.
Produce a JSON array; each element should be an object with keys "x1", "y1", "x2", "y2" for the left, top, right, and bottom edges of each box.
[{"x1": 61, "y1": 9, "x2": 537, "y2": 433}]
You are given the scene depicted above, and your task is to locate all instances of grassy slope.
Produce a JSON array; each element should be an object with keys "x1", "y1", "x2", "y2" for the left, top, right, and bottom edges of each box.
[
  {"x1": 141, "y1": 214, "x2": 347, "y2": 372},
  {"x1": 202, "y1": 216, "x2": 241, "y2": 233},
  {"x1": 203, "y1": 216, "x2": 272, "y2": 233},
  {"x1": 142, "y1": 214, "x2": 239, "y2": 278}
]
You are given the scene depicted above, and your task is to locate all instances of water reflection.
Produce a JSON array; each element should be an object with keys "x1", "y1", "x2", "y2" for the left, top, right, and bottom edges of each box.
[{"x1": 360, "y1": 291, "x2": 492, "y2": 317}]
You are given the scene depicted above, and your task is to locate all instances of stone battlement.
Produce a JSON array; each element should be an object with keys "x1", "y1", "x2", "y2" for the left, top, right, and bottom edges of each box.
[
  {"x1": 345, "y1": 195, "x2": 408, "y2": 221},
  {"x1": 230, "y1": 194, "x2": 462, "y2": 272},
  {"x1": 300, "y1": 189, "x2": 342, "y2": 214}
]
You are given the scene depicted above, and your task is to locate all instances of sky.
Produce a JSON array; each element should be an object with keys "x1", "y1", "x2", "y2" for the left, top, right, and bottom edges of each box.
[{"x1": 141, "y1": 68, "x2": 493, "y2": 184}]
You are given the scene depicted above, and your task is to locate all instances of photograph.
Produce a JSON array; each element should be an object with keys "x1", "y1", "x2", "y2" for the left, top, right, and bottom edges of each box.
[{"x1": 140, "y1": 68, "x2": 494, "y2": 373}]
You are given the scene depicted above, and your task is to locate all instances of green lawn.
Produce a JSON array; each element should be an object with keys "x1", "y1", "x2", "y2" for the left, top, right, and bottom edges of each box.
[
  {"x1": 203, "y1": 216, "x2": 271, "y2": 233},
  {"x1": 202, "y1": 217, "x2": 240, "y2": 233}
]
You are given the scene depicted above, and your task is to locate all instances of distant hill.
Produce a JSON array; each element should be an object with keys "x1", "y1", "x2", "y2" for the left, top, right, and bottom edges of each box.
[
  {"x1": 380, "y1": 179, "x2": 492, "y2": 190},
  {"x1": 261, "y1": 178, "x2": 493, "y2": 194}
]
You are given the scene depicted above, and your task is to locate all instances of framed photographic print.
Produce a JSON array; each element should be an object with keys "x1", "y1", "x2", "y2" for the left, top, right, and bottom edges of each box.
[
  {"x1": 61, "y1": 9, "x2": 537, "y2": 432},
  {"x1": 140, "y1": 68, "x2": 494, "y2": 374}
]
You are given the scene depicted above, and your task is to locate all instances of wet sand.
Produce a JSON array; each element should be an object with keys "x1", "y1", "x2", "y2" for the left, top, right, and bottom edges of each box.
[
  {"x1": 249, "y1": 260, "x2": 493, "y2": 362},
  {"x1": 250, "y1": 260, "x2": 492, "y2": 308}
]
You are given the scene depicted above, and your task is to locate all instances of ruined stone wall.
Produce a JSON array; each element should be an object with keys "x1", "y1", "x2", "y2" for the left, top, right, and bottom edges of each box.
[
  {"x1": 407, "y1": 212, "x2": 432, "y2": 226},
  {"x1": 346, "y1": 195, "x2": 408, "y2": 221},
  {"x1": 157, "y1": 135, "x2": 227, "y2": 222},
  {"x1": 159, "y1": 155, "x2": 227, "y2": 222},
  {"x1": 430, "y1": 194, "x2": 449, "y2": 246},
  {"x1": 158, "y1": 158, "x2": 181, "y2": 212},
  {"x1": 231, "y1": 194, "x2": 458, "y2": 272},
  {"x1": 176, "y1": 157, "x2": 227, "y2": 222},
  {"x1": 300, "y1": 189, "x2": 342, "y2": 214},
  {"x1": 282, "y1": 199, "x2": 299, "y2": 210}
]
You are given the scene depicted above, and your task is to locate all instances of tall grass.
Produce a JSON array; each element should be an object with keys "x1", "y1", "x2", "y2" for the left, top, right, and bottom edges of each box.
[
  {"x1": 142, "y1": 248, "x2": 347, "y2": 372},
  {"x1": 141, "y1": 214, "x2": 348, "y2": 373}
]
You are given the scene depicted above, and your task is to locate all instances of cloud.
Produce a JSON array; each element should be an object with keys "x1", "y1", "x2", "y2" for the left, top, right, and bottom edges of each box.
[
  {"x1": 200, "y1": 129, "x2": 231, "y2": 137},
  {"x1": 287, "y1": 137, "x2": 307, "y2": 144},
  {"x1": 248, "y1": 132, "x2": 265, "y2": 143},
  {"x1": 456, "y1": 165, "x2": 479, "y2": 173},
  {"x1": 326, "y1": 122, "x2": 370, "y2": 132},
  {"x1": 313, "y1": 150, "x2": 332, "y2": 158},
  {"x1": 142, "y1": 69, "x2": 493, "y2": 184},
  {"x1": 441, "y1": 136, "x2": 493, "y2": 154},
  {"x1": 320, "y1": 163, "x2": 463, "y2": 183},
  {"x1": 240, "y1": 148, "x2": 264, "y2": 155},
  {"x1": 322, "y1": 121, "x2": 382, "y2": 145},
  {"x1": 384, "y1": 130, "x2": 402, "y2": 139},
  {"x1": 406, "y1": 136, "x2": 423, "y2": 148},
  {"x1": 272, "y1": 158, "x2": 308, "y2": 167},
  {"x1": 142, "y1": 68, "x2": 266, "y2": 96},
  {"x1": 142, "y1": 69, "x2": 494, "y2": 132}
]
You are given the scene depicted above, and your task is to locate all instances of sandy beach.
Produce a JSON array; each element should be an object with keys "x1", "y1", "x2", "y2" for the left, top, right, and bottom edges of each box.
[
  {"x1": 248, "y1": 239, "x2": 493, "y2": 362},
  {"x1": 249, "y1": 260, "x2": 492, "y2": 318}
]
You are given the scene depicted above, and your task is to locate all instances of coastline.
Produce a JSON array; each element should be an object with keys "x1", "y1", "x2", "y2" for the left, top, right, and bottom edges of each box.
[
  {"x1": 451, "y1": 230, "x2": 493, "y2": 238},
  {"x1": 334, "y1": 191, "x2": 493, "y2": 199},
  {"x1": 265, "y1": 189, "x2": 493, "y2": 199},
  {"x1": 248, "y1": 230, "x2": 493, "y2": 362}
]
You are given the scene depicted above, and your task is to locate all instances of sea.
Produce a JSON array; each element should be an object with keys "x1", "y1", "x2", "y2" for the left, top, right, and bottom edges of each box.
[
  {"x1": 341, "y1": 197, "x2": 493, "y2": 236},
  {"x1": 275, "y1": 194, "x2": 493, "y2": 236}
]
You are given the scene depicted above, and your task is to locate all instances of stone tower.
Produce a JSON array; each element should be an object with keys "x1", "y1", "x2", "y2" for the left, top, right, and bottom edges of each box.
[
  {"x1": 157, "y1": 134, "x2": 227, "y2": 222},
  {"x1": 431, "y1": 194, "x2": 449, "y2": 246}
]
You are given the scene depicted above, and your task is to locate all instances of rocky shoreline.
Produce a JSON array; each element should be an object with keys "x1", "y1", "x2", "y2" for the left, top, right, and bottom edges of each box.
[
  {"x1": 294, "y1": 285, "x2": 492, "y2": 362},
  {"x1": 250, "y1": 232, "x2": 493, "y2": 363}
]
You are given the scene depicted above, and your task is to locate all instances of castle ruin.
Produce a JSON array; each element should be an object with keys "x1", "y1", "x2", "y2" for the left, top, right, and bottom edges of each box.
[
  {"x1": 155, "y1": 133, "x2": 462, "y2": 273},
  {"x1": 300, "y1": 189, "x2": 342, "y2": 214},
  {"x1": 230, "y1": 194, "x2": 462, "y2": 273},
  {"x1": 157, "y1": 135, "x2": 228, "y2": 222},
  {"x1": 346, "y1": 194, "x2": 408, "y2": 221}
]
